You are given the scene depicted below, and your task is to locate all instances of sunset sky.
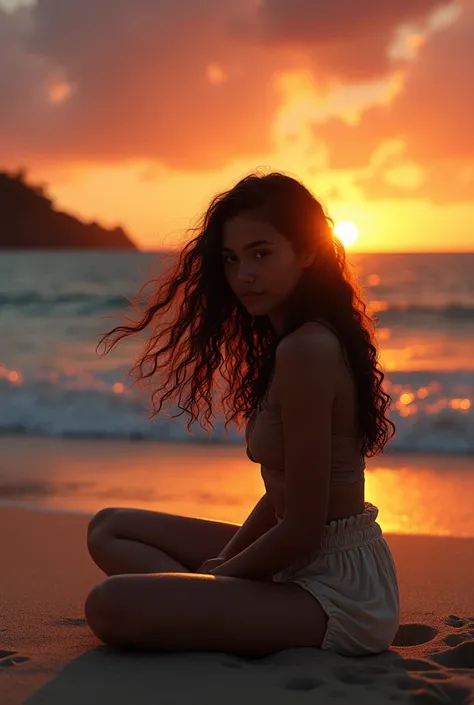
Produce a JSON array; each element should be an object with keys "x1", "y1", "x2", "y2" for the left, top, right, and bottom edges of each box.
[{"x1": 1, "y1": 0, "x2": 473, "y2": 252}]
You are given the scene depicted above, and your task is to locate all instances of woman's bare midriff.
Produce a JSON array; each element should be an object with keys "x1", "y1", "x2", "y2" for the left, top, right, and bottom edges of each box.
[{"x1": 261, "y1": 465, "x2": 366, "y2": 523}]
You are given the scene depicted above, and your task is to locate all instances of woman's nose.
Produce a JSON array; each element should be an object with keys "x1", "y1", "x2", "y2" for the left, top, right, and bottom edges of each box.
[{"x1": 236, "y1": 262, "x2": 256, "y2": 282}]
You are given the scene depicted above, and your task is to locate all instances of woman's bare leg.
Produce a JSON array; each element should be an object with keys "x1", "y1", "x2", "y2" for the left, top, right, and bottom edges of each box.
[
  {"x1": 85, "y1": 572, "x2": 329, "y2": 654},
  {"x1": 87, "y1": 507, "x2": 240, "y2": 576}
]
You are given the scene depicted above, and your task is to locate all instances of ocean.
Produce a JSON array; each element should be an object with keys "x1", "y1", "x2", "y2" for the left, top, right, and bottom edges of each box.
[{"x1": 1, "y1": 251, "x2": 473, "y2": 454}]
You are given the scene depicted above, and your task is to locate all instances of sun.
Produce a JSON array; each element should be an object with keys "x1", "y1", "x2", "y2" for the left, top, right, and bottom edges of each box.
[{"x1": 334, "y1": 221, "x2": 359, "y2": 248}]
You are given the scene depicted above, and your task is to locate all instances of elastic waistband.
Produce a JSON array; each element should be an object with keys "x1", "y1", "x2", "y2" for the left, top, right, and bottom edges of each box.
[{"x1": 277, "y1": 502, "x2": 382, "y2": 553}]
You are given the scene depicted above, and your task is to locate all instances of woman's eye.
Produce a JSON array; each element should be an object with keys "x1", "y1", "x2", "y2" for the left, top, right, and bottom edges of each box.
[{"x1": 222, "y1": 251, "x2": 270, "y2": 264}]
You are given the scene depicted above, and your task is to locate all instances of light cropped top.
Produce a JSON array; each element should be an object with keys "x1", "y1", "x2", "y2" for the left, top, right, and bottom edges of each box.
[{"x1": 245, "y1": 399, "x2": 366, "y2": 485}]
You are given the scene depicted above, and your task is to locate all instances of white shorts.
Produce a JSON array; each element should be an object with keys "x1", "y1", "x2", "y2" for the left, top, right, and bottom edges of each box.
[{"x1": 273, "y1": 502, "x2": 400, "y2": 656}]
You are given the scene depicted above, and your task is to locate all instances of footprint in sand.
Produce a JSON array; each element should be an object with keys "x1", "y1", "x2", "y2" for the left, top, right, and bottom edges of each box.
[
  {"x1": 432, "y1": 639, "x2": 474, "y2": 669},
  {"x1": 392, "y1": 623, "x2": 438, "y2": 647},
  {"x1": 61, "y1": 617, "x2": 88, "y2": 627},
  {"x1": 357, "y1": 664, "x2": 391, "y2": 676},
  {"x1": 393, "y1": 658, "x2": 439, "y2": 672},
  {"x1": 281, "y1": 676, "x2": 323, "y2": 691},
  {"x1": 444, "y1": 632, "x2": 472, "y2": 647},
  {"x1": 0, "y1": 649, "x2": 30, "y2": 667},
  {"x1": 334, "y1": 668, "x2": 377, "y2": 686},
  {"x1": 333, "y1": 663, "x2": 391, "y2": 687},
  {"x1": 445, "y1": 615, "x2": 473, "y2": 629}
]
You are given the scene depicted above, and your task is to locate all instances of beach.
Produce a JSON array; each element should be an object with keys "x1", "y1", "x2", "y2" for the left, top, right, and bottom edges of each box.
[
  {"x1": 1, "y1": 506, "x2": 473, "y2": 705},
  {"x1": 1, "y1": 437, "x2": 473, "y2": 705}
]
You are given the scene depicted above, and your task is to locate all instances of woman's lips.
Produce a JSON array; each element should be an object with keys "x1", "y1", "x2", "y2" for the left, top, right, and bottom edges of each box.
[{"x1": 240, "y1": 293, "x2": 265, "y2": 305}]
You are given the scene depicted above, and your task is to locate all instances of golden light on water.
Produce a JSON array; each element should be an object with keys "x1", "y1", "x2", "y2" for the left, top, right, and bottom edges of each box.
[
  {"x1": 334, "y1": 221, "x2": 359, "y2": 247},
  {"x1": 4, "y1": 439, "x2": 474, "y2": 538}
]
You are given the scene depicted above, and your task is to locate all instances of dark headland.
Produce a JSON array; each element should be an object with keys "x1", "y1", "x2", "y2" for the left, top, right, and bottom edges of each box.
[{"x1": 0, "y1": 170, "x2": 137, "y2": 250}]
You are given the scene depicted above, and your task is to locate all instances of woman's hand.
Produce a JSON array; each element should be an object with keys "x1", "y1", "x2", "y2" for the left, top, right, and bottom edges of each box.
[{"x1": 196, "y1": 557, "x2": 226, "y2": 574}]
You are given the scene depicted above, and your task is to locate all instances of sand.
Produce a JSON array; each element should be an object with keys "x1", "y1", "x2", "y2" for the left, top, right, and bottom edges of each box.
[{"x1": 1, "y1": 506, "x2": 473, "y2": 705}]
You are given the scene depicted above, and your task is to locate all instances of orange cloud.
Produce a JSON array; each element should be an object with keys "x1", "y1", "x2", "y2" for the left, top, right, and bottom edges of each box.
[
  {"x1": 314, "y1": 1, "x2": 474, "y2": 202},
  {"x1": 315, "y1": 107, "x2": 394, "y2": 169},
  {"x1": 356, "y1": 159, "x2": 474, "y2": 204},
  {"x1": 0, "y1": 0, "x2": 446, "y2": 171}
]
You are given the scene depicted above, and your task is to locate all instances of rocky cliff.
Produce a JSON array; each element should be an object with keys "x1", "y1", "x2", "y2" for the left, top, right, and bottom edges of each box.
[{"x1": 0, "y1": 170, "x2": 137, "y2": 250}]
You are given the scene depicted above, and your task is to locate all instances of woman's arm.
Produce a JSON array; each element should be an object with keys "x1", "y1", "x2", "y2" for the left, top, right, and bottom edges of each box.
[
  {"x1": 217, "y1": 493, "x2": 278, "y2": 561},
  {"x1": 211, "y1": 329, "x2": 339, "y2": 581}
]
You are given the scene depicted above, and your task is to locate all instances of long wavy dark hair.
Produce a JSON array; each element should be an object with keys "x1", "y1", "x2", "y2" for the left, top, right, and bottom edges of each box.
[{"x1": 99, "y1": 171, "x2": 395, "y2": 457}]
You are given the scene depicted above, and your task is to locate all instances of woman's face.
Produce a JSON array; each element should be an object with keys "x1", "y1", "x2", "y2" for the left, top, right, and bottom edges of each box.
[{"x1": 221, "y1": 214, "x2": 312, "y2": 328}]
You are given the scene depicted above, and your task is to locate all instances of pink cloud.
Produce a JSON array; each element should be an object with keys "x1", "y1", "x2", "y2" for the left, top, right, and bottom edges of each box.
[
  {"x1": 0, "y1": 1, "x2": 282, "y2": 168},
  {"x1": 0, "y1": 0, "x2": 452, "y2": 170},
  {"x1": 235, "y1": 0, "x2": 446, "y2": 80}
]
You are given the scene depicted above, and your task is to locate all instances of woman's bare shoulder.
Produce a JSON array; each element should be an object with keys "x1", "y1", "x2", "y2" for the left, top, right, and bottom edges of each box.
[{"x1": 277, "y1": 320, "x2": 341, "y2": 357}]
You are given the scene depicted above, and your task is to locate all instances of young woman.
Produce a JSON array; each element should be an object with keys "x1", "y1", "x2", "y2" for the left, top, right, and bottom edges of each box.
[{"x1": 85, "y1": 172, "x2": 400, "y2": 657}]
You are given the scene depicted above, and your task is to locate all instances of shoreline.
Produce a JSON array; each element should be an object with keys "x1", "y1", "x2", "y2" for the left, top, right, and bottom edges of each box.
[
  {"x1": 2, "y1": 496, "x2": 474, "y2": 542},
  {"x1": 2, "y1": 431, "x2": 474, "y2": 455},
  {"x1": 1, "y1": 434, "x2": 474, "y2": 537}
]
